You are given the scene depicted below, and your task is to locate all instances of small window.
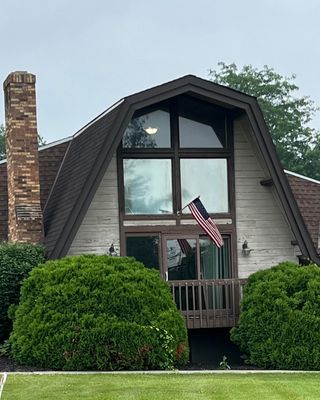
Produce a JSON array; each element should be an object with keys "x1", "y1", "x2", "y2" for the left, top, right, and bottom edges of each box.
[
  {"x1": 126, "y1": 236, "x2": 160, "y2": 270},
  {"x1": 123, "y1": 159, "x2": 173, "y2": 215},
  {"x1": 180, "y1": 158, "x2": 228, "y2": 213},
  {"x1": 178, "y1": 95, "x2": 226, "y2": 148},
  {"x1": 123, "y1": 109, "x2": 171, "y2": 148}
]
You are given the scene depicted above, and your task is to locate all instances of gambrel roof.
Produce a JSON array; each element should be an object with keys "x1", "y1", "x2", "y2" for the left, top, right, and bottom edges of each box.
[
  {"x1": 42, "y1": 75, "x2": 320, "y2": 262},
  {"x1": 1, "y1": 74, "x2": 319, "y2": 263}
]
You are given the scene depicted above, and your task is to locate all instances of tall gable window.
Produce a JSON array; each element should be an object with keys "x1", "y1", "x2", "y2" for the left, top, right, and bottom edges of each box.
[{"x1": 119, "y1": 95, "x2": 232, "y2": 218}]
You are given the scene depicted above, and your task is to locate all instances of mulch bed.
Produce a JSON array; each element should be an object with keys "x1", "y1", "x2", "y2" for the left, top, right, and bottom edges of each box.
[
  {"x1": 0, "y1": 356, "x2": 49, "y2": 372},
  {"x1": 0, "y1": 356, "x2": 258, "y2": 372}
]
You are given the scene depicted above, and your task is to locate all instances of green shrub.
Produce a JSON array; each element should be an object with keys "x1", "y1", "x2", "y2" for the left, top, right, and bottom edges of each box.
[
  {"x1": 0, "y1": 242, "x2": 45, "y2": 343},
  {"x1": 231, "y1": 261, "x2": 320, "y2": 370},
  {"x1": 10, "y1": 255, "x2": 188, "y2": 370}
]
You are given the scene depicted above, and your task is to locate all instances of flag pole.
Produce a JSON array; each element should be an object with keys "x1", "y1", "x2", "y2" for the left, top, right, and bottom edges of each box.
[{"x1": 177, "y1": 196, "x2": 200, "y2": 215}]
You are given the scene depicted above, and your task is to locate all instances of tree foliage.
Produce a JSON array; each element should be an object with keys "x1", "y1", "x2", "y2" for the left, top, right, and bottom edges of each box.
[
  {"x1": 0, "y1": 123, "x2": 45, "y2": 161},
  {"x1": 209, "y1": 63, "x2": 320, "y2": 180}
]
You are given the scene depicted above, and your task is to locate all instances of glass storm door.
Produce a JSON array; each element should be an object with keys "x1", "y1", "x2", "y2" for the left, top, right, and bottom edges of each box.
[
  {"x1": 163, "y1": 236, "x2": 198, "y2": 281},
  {"x1": 163, "y1": 235, "x2": 231, "y2": 281}
]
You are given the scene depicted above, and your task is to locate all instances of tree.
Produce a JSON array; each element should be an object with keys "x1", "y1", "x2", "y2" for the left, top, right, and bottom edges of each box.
[
  {"x1": 209, "y1": 63, "x2": 320, "y2": 180},
  {"x1": 0, "y1": 124, "x2": 45, "y2": 161}
]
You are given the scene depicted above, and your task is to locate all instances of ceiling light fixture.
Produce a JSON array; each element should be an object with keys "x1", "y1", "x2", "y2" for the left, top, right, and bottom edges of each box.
[{"x1": 144, "y1": 127, "x2": 158, "y2": 135}]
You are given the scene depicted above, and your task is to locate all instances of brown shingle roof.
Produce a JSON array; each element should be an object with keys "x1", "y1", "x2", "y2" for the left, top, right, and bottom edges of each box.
[{"x1": 286, "y1": 172, "x2": 320, "y2": 251}]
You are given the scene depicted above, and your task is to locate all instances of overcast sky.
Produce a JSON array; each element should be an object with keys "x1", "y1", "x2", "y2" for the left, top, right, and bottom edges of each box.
[{"x1": 1, "y1": 0, "x2": 320, "y2": 143}]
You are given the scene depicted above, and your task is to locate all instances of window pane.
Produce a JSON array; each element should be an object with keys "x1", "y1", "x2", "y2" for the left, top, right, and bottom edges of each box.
[
  {"x1": 180, "y1": 158, "x2": 228, "y2": 213},
  {"x1": 178, "y1": 95, "x2": 226, "y2": 148},
  {"x1": 200, "y1": 237, "x2": 230, "y2": 279},
  {"x1": 126, "y1": 236, "x2": 160, "y2": 270},
  {"x1": 167, "y1": 239, "x2": 197, "y2": 280},
  {"x1": 123, "y1": 159, "x2": 173, "y2": 214},
  {"x1": 123, "y1": 109, "x2": 171, "y2": 148},
  {"x1": 179, "y1": 117, "x2": 224, "y2": 148}
]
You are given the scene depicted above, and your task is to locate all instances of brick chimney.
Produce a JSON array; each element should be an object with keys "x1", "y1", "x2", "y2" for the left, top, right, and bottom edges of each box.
[{"x1": 3, "y1": 71, "x2": 43, "y2": 243}]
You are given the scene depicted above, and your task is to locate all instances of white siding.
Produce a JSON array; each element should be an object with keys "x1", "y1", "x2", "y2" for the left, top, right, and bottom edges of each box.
[
  {"x1": 234, "y1": 117, "x2": 298, "y2": 278},
  {"x1": 68, "y1": 157, "x2": 120, "y2": 255}
]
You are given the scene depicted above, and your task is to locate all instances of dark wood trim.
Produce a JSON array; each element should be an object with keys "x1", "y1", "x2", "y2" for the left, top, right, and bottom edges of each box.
[
  {"x1": 123, "y1": 224, "x2": 234, "y2": 235},
  {"x1": 228, "y1": 112, "x2": 238, "y2": 279}
]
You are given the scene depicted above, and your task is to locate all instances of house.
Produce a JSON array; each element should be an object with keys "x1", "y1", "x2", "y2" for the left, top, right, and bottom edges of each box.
[{"x1": 1, "y1": 71, "x2": 320, "y2": 363}]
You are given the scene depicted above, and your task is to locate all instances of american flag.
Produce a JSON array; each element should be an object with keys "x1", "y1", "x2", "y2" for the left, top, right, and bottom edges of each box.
[
  {"x1": 177, "y1": 238, "x2": 193, "y2": 254},
  {"x1": 188, "y1": 198, "x2": 224, "y2": 248}
]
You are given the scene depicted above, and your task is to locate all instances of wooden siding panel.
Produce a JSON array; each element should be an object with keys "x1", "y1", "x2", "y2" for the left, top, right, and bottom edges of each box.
[
  {"x1": 68, "y1": 157, "x2": 120, "y2": 255},
  {"x1": 234, "y1": 118, "x2": 297, "y2": 278}
]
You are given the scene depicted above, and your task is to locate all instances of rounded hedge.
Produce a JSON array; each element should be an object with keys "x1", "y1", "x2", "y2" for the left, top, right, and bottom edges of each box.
[
  {"x1": 0, "y1": 243, "x2": 45, "y2": 343},
  {"x1": 231, "y1": 261, "x2": 320, "y2": 370},
  {"x1": 10, "y1": 255, "x2": 188, "y2": 370}
]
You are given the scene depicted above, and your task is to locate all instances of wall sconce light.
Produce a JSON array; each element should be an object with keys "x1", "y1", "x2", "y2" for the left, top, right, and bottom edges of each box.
[
  {"x1": 242, "y1": 240, "x2": 254, "y2": 256},
  {"x1": 108, "y1": 243, "x2": 118, "y2": 257}
]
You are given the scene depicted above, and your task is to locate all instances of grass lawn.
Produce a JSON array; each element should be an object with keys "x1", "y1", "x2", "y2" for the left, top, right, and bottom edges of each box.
[{"x1": 2, "y1": 373, "x2": 320, "y2": 400}]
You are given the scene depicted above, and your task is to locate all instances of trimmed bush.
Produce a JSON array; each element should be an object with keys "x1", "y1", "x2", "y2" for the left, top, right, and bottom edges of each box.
[
  {"x1": 10, "y1": 255, "x2": 188, "y2": 370},
  {"x1": 231, "y1": 261, "x2": 320, "y2": 370},
  {"x1": 0, "y1": 242, "x2": 45, "y2": 343}
]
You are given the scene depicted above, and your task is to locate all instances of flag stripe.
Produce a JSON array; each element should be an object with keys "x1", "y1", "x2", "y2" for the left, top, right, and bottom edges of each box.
[
  {"x1": 188, "y1": 200, "x2": 224, "y2": 248},
  {"x1": 189, "y1": 205, "x2": 222, "y2": 246}
]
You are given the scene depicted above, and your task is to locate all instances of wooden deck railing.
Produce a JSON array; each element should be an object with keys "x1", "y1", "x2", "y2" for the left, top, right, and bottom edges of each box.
[{"x1": 168, "y1": 279, "x2": 247, "y2": 329}]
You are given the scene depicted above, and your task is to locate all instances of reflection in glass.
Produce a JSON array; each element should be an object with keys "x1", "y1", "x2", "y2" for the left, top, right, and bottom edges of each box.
[
  {"x1": 126, "y1": 236, "x2": 160, "y2": 270},
  {"x1": 179, "y1": 117, "x2": 223, "y2": 148},
  {"x1": 200, "y1": 237, "x2": 230, "y2": 279},
  {"x1": 167, "y1": 239, "x2": 197, "y2": 280},
  {"x1": 200, "y1": 236, "x2": 230, "y2": 309},
  {"x1": 123, "y1": 109, "x2": 171, "y2": 148},
  {"x1": 180, "y1": 158, "x2": 228, "y2": 213},
  {"x1": 123, "y1": 159, "x2": 172, "y2": 215}
]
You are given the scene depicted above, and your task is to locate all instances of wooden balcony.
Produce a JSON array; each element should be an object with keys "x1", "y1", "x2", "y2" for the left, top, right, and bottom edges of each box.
[{"x1": 169, "y1": 279, "x2": 247, "y2": 329}]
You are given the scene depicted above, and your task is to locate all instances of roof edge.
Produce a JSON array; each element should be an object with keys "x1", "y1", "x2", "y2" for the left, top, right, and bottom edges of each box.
[
  {"x1": 73, "y1": 99, "x2": 125, "y2": 138},
  {"x1": 285, "y1": 170, "x2": 320, "y2": 185},
  {"x1": 0, "y1": 135, "x2": 72, "y2": 165}
]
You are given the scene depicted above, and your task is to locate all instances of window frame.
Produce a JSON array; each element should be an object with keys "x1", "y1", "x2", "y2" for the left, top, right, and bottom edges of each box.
[{"x1": 118, "y1": 95, "x2": 235, "y2": 221}]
